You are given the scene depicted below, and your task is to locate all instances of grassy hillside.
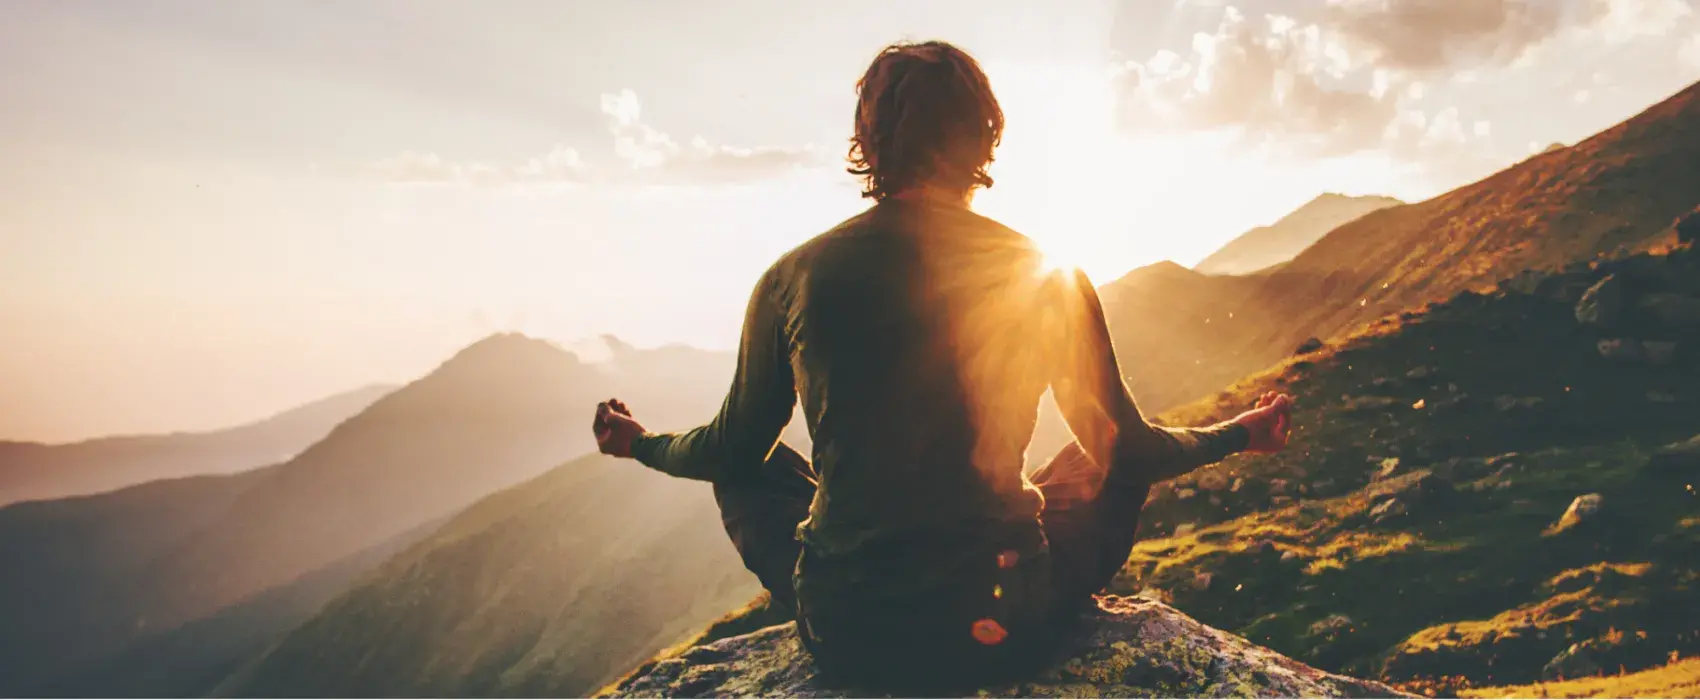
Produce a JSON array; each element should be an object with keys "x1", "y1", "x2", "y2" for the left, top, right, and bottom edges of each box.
[
  {"x1": 1194, "y1": 193, "x2": 1404, "y2": 276},
  {"x1": 0, "y1": 384, "x2": 393, "y2": 507},
  {"x1": 215, "y1": 453, "x2": 759, "y2": 698},
  {"x1": 1465, "y1": 656, "x2": 1700, "y2": 698},
  {"x1": 0, "y1": 334, "x2": 741, "y2": 695}
]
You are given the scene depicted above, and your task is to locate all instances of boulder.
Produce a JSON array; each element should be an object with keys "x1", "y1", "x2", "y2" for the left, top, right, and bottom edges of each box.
[
  {"x1": 1542, "y1": 642, "x2": 1602, "y2": 681},
  {"x1": 1371, "y1": 457, "x2": 1401, "y2": 481},
  {"x1": 603, "y1": 597, "x2": 1413, "y2": 699},
  {"x1": 1552, "y1": 493, "x2": 1603, "y2": 533},
  {"x1": 1308, "y1": 614, "x2": 1355, "y2": 638},
  {"x1": 1364, "y1": 469, "x2": 1455, "y2": 507},
  {"x1": 1574, "y1": 275, "x2": 1624, "y2": 327},
  {"x1": 1370, "y1": 498, "x2": 1407, "y2": 524}
]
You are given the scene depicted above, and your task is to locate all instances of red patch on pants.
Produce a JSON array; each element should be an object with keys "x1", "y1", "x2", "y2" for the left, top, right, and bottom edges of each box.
[{"x1": 971, "y1": 618, "x2": 1008, "y2": 646}]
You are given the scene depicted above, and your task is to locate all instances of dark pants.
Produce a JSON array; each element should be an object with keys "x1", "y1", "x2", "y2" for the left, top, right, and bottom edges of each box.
[{"x1": 711, "y1": 441, "x2": 1155, "y2": 685}]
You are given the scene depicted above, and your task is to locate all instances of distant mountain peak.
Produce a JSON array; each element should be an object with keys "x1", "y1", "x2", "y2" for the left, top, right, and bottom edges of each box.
[
  {"x1": 1193, "y1": 193, "x2": 1404, "y2": 276},
  {"x1": 444, "y1": 333, "x2": 576, "y2": 367},
  {"x1": 599, "y1": 334, "x2": 637, "y2": 357},
  {"x1": 1306, "y1": 192, "x2": 1402, "y2": 207}
]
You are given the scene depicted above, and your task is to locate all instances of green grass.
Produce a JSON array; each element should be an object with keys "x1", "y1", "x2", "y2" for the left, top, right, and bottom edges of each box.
[{"x1": 1463, "y1": 656, "x2": 1700, "y2": 698}]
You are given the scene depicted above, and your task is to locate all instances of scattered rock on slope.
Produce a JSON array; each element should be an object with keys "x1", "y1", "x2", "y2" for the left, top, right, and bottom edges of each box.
[
  {"x1": 603, "y1": 596, "x2": 1413, "y2": 699},
  {"x1": 1575, "y1": 275, "x2": 1625, "y2": 327},
  {"x1": 1552, "y1": 493, "x2": 1605, "y2": 533}
]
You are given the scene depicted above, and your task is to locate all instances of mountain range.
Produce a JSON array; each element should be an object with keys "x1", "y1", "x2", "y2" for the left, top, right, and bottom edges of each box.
[{"x1": 0, "y1": 384, "x2": 392, "y2": 507}]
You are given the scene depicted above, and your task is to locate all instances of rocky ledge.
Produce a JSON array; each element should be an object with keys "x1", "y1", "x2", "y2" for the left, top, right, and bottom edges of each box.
[{"x1": 603, "y1": 595, "x2": 1413, "y2": 698}]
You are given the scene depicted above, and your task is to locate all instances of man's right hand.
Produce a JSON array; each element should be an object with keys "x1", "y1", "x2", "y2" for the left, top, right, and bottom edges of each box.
[
  {"x1": 1233, "y1": 392, "x2": 1293, "y2": 454},
  {"x1": 593, "y1": 398, "x2": 646, "y2": 459}
]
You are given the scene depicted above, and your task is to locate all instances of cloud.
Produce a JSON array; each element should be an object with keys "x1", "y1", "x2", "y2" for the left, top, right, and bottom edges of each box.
[
  {"x1": 1115, "y1": 5, "x2": 1508, "y2": 182},
  {"x1": 342, "y1": 90, "x2": 828, "y2": 187},
  {"x1": 1117, "y1": 8, "x2": 1403, "y2": 156},
  {"x1": 597, "y1": 89, "x2": 828, "y2": 182},
  {"x1": 1323, "y1": 0, "x2": 1567, "y2": 72},
  {"x1": 1322, "y1": 0, "x2": 1696, "y2": 74}
]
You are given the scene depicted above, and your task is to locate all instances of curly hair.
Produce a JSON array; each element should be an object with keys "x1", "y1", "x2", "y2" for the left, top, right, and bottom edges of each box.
[{"x1": 847, "y1": 41, "x2": 1005, "y2": 201}]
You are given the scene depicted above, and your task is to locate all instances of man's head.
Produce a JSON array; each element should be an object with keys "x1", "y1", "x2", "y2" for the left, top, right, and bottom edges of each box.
[{"x1": 847, "y1": 41, "x2": 1004, "y2": 201}]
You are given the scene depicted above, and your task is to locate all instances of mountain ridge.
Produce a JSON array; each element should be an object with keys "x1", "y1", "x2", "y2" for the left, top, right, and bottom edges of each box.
[
  {"x1": 1193, "y1": 193, "x2": 1405, "y2": 276},
  {"x1": 0, "y1": 383, "x2": 394, "y2": 506}
]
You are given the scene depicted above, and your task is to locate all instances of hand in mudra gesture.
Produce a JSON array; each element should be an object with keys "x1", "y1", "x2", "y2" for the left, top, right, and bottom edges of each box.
[
  {"x1": 593, "y1": 398, "x2": 646, "y2": 459},
  {"x1": 1232, "y1": 392, "x2": 1293, "y2": 454}
]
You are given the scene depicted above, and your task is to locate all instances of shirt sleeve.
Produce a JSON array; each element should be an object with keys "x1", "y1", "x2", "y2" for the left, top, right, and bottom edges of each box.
[
  {"x1": 629, "y1": 268, "x2": 798, "y2": 482},
  {"x1": 1046, "y1": 267, "x2": 1248, "y2": 484}
]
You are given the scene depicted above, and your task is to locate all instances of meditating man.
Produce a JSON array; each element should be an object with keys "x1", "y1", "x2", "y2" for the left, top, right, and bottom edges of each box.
[{"x1": 592, "y1": 39, "x2": 1293, "y2": 689}]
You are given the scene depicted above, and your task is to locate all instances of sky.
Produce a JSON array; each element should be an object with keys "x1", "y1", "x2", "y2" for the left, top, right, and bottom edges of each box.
[{"x1": 3, "y1": 0, "x2": 1699, "y2": 442}]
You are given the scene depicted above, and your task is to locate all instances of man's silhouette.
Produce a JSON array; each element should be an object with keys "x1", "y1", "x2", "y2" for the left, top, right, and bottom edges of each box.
[{"x1": 593, "y1": 40, "x2": 1292, "y2": 689}]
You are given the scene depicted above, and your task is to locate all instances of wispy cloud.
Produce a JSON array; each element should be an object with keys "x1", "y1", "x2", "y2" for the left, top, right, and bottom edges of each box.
[
  {"x1": 1115, "y1": 8, "x2": 1423, "y2": 157},
  {"x1": 339, "y1": 90, "x2": 830, "y2": 187},
  {"x1": 1323, "y1": 0, "x2": 1567, "y2": 71},
  {"x1": 598, "y1": 89, "x2": 829, "y2": 182}
]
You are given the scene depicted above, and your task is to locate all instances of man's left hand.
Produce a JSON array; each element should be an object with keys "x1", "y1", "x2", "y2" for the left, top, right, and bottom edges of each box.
[{"x1": 593, "y1": 398, "x2": 646, "y2": 459}]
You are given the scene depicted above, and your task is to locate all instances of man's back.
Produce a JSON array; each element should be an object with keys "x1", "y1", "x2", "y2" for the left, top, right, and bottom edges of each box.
[{"x1": 775, "y1": 198, "x2": 1054, "y2": 561}]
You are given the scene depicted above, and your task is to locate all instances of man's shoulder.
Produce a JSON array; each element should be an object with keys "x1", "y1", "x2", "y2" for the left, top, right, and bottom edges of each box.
[
  {"x1": 755, "y1": 207, "x2": 879, "y2": 288},
  {"x1": 770, "y1": 207, "x2": 881, "y2": 266}
]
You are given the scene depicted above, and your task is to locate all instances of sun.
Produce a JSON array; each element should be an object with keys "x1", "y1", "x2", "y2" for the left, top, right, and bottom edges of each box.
[{"x1": 1035, "y1": 235, "x2": 1087, "y2": 275}]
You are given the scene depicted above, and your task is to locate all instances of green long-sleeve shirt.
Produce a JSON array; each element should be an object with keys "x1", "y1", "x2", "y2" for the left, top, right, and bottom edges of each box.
[{"x1": 632, "y1": 197, "x2": 1246, "y2": 567}]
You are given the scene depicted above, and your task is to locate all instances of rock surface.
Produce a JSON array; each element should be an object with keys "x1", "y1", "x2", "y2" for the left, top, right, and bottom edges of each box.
[
  {"x1": 603, "y1": 596, "x2": 1413, "y2": 699},
  {"x1": 1575, "y1": 274, "x2": 1624, "y2": 327}
]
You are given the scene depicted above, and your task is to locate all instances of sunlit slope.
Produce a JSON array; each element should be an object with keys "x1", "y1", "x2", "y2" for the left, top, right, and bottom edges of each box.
[
  {"x1": 1464, "y1": 656, "x2": 1700, "y2": 698},
  {"x1": 216, "y1": 453, "x2": 757, "y2": 698}
]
